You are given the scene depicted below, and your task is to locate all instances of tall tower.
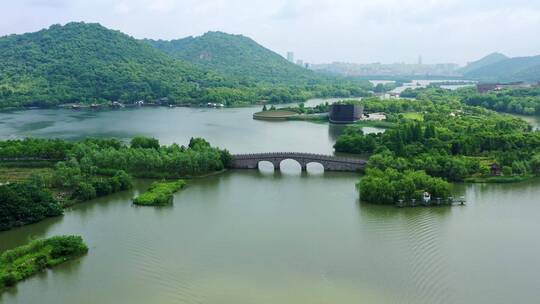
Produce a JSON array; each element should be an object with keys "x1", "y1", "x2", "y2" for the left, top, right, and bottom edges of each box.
[
  {"x1": 287, "y1": 52, "x2": 295, "y2": 63},
  {"x1": 418, "y1": 55, "x2": 423, "y2": 65}
]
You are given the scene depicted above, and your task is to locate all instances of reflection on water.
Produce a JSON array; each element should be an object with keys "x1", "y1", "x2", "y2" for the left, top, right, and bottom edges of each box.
[
  {"x1": 510, "y1": 113, "x2": 540, "y2": 131},
  {"x1": 0, "y1": 104, "x2": 384, "y2": 155},
  {"x1": 1, "y1": 170, "x2": 540, "y2": 303},
  {"x1": 1, "y1": 102, "x2": 540, "y2": 303},
  {"x1": 0, "y1": 106, "x2": 348, "y2": 154}
]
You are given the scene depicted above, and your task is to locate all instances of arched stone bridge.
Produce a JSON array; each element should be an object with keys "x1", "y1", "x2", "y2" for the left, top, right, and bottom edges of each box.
[{"x1": 231, "y1": 152, "x2": 367, "y2": 172}]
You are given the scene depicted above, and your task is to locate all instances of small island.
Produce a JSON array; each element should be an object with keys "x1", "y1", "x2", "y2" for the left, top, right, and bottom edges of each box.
[
  {"x1": 0, "y1": 235, "x2": 88, "y2": 292},
  {"x1": 133, "y1": 180, "x2": 186, "y2": 206},
  {"x1": 253, "y1": 109, "x2": 299, "y2": 121}
]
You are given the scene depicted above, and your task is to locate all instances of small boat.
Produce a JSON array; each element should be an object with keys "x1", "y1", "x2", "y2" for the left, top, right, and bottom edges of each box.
[{"x1": 423, "y1": 192, "x2": 431, "y2": 205}]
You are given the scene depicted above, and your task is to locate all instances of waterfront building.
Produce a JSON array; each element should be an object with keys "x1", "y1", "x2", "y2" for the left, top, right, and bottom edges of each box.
[{"x1": 329, "y1": 104, "x2": 364, "y2": 124}]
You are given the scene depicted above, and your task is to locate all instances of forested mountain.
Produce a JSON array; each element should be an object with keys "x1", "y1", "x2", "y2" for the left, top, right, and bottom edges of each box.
[
  {"x1": 0, "y1": 22, "x2": 226, "y2": 108},
  {"x1": 0, "y1": 23, "x2": 371, "y2": 108},
  {"x1": 460, "y1": 52, "x2": 508, "y2": 75},
  {"x1": 463, "y1": 53, "x2": 540, "y2": 83},
  {"x1": 144, "y1": 32, "x2": 324, "y2": 85}
]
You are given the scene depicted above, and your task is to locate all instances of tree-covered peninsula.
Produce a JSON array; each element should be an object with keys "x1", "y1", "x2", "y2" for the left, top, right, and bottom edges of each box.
[
  {"x1": 335, "y1": 88, "x2": 540, "y2": 204},
  {"x1": 0, "y1": 136, "x2": 231, "y2": 230},
  {"x1": 402, "y1": 86, "x2": 540, "y2": 116},
  {"x1": 0, "y1": 235, "x2": 88, "y2": 292}
]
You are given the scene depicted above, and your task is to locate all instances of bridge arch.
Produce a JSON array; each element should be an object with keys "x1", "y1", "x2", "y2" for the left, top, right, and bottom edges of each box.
[
  {"x1": 257, "y1": 160, "x2": 277, "y2": 171},
  {"x1": 306, "y1": 162, "x2": 325, "y2": 173},
  {"x1": 279, "y1": 158, "x2": 303, "y2": 172}
]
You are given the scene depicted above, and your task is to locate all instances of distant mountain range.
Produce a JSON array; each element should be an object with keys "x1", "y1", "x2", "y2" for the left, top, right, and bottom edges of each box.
[
  {"x1": 310, "y1": 52, "x2": 540, "y2": 83},
  {"x1": 2, "y1": 21, "x2": 538, "y2": 110},
  {"x1": 462, "y1": 53, "x2": 540, "y2": 83},
  {"x1": 459, "y1": 52, "x2": 509, "y2": 75}
]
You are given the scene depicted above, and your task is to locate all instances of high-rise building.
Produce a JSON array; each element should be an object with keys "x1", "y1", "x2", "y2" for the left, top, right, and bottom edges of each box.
[
  {"x1": 418, "y1": 55, "x2": 423, "y2": 65},
  {"x1": 287, "y1": 52, "x2": 294, "y2": 63},
  {"x1": 296, "y1": 59, "x2": 304, "y2": 66}
]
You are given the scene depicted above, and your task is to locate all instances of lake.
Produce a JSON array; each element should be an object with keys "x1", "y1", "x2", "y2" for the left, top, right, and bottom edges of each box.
[{"x1": 1, "y1": 104, "x2": 540, "y2": 304}]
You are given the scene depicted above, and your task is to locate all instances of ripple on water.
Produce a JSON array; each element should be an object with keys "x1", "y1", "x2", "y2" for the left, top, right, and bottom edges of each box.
[
  {"x1": 356, "y1": 204, "x2": 454, "y2": 304},
  {"x1": 122, "y1": 227, "x2": 205, "y2": 303},
  {"x1": 402, "y1": 209, "x2": 454, "y2": 304}
]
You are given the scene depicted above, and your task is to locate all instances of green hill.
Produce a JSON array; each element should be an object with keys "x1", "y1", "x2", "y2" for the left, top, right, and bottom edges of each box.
[
  {"x1": 0, "y1": 22, "x2": 224, "y2": 108},
  {"x1": 460, "y1": 52, "x2": 508, "y2": 75},
  {"x1": 144, "y1": 31, "x2": 325, "y2": 85},
  {"x1": 0, "y1": 23, "x2": 371, "y2": 108},
  {"x1": 463, "y1": 53, "x2": 540, "y2": 83}
]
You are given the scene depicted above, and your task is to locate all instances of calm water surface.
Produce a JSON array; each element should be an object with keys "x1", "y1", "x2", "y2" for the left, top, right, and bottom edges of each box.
[
  {"x1": 1, "y1": 103, "x2": 540, "y2": 304},
  {"x1": 0, "y1": 106, "x2": 354, "y2": 154}
]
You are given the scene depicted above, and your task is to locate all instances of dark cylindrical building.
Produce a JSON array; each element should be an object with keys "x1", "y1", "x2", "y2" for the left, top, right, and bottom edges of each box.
[{"x1": 329, "y1": 104, "x2": 364, "y2": 124}]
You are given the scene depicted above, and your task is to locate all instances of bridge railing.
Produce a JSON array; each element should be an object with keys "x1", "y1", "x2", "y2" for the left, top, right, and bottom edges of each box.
[{"x1": 231, "y1": 152, "x2": 367, "y2": 164}]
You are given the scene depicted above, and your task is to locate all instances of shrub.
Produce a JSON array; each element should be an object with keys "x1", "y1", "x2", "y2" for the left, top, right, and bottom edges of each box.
[
  {"x1": 48, "y1": 236, "x2": 89, "y2": 259},
  {"x1": 72, "y1": 182, "x2": 96, "y2": 201},
  {"x1": 1, "y1": 272, "x2": 17, "y2": 287}
]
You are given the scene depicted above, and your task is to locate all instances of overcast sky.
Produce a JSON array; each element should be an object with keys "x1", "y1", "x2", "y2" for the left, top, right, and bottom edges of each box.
[{"x1": 2, "y1": 0, "x2": 540, "y2": 65}]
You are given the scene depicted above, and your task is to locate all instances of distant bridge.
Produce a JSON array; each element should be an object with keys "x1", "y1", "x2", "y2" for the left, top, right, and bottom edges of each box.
[{"x1": 231, "y1": 152, "x2": 367, "y2": 172}]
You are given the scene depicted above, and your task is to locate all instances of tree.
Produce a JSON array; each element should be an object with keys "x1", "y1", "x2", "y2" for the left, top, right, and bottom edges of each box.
[
  {"x1": 531, "y1": 154, "x2": 540, "y2": 176},
  {"x1": 130, "y1": 136, "x2": 160, "y2": 149},
  {"x1": 72, "y1": 182, "x2": 96, "y2": 201}
]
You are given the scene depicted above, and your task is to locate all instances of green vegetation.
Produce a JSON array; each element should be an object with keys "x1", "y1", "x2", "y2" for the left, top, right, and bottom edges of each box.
[
  {"x1": 145, "y1": 31, "x2": 324, "y2": 85},
  {"x1": 0, "y1": 166, "x2": 53, "y2": 183},
  {"x1": 254, "y1": 103, "x2": 333, "y2": 121},
  {"x1": 463, "y1": 87, "x2": 540, "y2": 115},
  {"x1": 459, "y1": 52, "x2": 509, "y2": 75},
  {"x1": 401, "y1": 85, "x2": 540, "y2": 116},
  {"x1": 402, "y1": 112, "x2": 424, "y2": 121},
  {"x1": 53, "y1": 162, "x2": 133, "y2": 204},
  {"x1": 0, "y1": 179, "x2": 63, "y2": 231},
  {"x1": 462, "y1": 53, "x2": 540, "y2": 83},
  {"x1": 0, "y1": 22, "x2": 223, "y2": 108},
  {"x1": 0, "y1": 138, "x2": 73, "y2": 160},
  {"x1": 373, "y1": 82, "x2": 401, "y2": 93},
  {"x1": 133, "y1": 180, "x2": 186, "y2": 206},
  {"x1": 0, "y1": 23, "x2": 373, "y2": 109},
  {"x1": 277, "y1": 102, "x2": 330, "y2": 115},
  {"x1": 253, "y1": 110, "x2": 298, "y2": 120},
  {"x1": 359, "y1": 168, "x2": 451, "y2": 205},
  {"x1": 71, "y1": 137, "x2": 231, "y2": 178},
  {"x1": 352, "y1": 120, "x2": 395, "y2": 129},
  {"x1": 0, "y1": 235, "x2": 88, "y2": 291},
  {"x1": 1, "y1": 137, "x2": 231, "y2": 179},
  {"x1": 335, "y1": 88, "x2": 540, "y2": 204},
  {"x1": 0, "y1": 136, "x2": 229, "y2": 229}
]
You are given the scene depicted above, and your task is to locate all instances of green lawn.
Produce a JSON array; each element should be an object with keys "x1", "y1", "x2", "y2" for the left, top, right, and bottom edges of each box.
[
  {"x1": 0, "y1": 166, "x2": 53, "y2": 183},
  {"x1": 402, "y1": 112, "x2": 424, "y2": 121}
]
